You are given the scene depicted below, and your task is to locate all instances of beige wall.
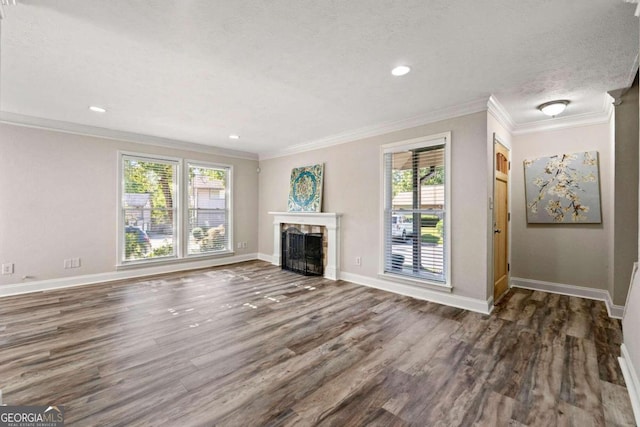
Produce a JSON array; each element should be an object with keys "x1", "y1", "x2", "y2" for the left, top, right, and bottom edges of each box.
[
  {"x1": 622, "y1": 267, "x2": 640, "y2": 404},
  {"x1": 0, "y1": 123, "x2": 259, "y2": 286},
  {"x1": 614, "y1": 76, "x2": 639, "y2": 305},
  {"x1": 511, "y1": 121, "x2": 614, "y2": 290},
  {"x1": 258, "y1": 111, "x2": 490, "y2": 301},
  {"x1": 620, "y1": 23, "x2": 640, "y2": 413}
]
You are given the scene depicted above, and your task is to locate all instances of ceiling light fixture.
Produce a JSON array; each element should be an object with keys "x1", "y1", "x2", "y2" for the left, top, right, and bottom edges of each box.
[
  {"x1": 538, "y1": 100, "x2": 569, "y2": 117},
  {"x1": 89, "y1": 105, "x2": 107, "y2": 113},
  {"x1": 229, "y1": 134, "x2": 240, "y2": 140},
  {"x1": 391, "y1": 65, "x2": 411, "y2": 76}
]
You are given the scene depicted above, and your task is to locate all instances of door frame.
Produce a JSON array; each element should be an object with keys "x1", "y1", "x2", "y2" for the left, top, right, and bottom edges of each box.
[{"x1": 492, "y1": 133, "x2": 511, "y2": 304}]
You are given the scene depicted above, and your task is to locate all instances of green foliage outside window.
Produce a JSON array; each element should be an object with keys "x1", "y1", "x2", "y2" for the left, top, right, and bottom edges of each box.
[
  {"x1": 125, "y1": 232, "x2": 146, "y2": 260},
  {"x1": 392, "y1": 166, "x2": 444, "y2": 196}
]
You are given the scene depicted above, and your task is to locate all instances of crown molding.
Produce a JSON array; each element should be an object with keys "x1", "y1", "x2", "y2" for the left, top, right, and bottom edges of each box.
[
  {"x1": 487, "y1": 95, "x2": 516, "y2": 133},
  {"x1": 625, "y1": 0, "x2": 640, "y2": 17},
  {"x1": 611, "y1": 54, "x2": 640, "y2": 104},
  {"x1": 1, "y1": 88, "x2": 618, "y2": 163},
  {"x1": 511, "y1": 94, "x2": 614, "y2": 135},
  {"x1": 258, "y1": 97, "x2": 489, "y2": 160},
  {"x1": 0, "y1": 111, "x2": 259, "y2": 161},
  {"x1": 260, "y1": 92, "x2": 616, "y2": 160}
]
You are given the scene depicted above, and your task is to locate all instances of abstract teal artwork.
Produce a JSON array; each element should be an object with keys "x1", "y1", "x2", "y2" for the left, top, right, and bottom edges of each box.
[{"x1": 288, "y1": 164, "x2": 324, "y2": 212}]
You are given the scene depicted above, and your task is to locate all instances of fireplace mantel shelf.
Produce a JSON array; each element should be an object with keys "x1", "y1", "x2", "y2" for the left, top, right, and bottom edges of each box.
[
  {"x1": 269, "y1": 212, "x2": 341, "y2": 280},
  {"x1": 268, "y1": 211, "x2": 341, "y2": 219}
]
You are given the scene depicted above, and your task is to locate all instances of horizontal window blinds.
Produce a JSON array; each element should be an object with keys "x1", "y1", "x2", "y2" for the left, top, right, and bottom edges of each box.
[
  {"x1": 187, "y1": 163, "x2": 230, "y2": 255},
  {"x1": 122, "y1": 156, "x2": 178, "y2": 261},
  {"x1": 383, "y1": 143, "x2": 447, "y2": 283}
]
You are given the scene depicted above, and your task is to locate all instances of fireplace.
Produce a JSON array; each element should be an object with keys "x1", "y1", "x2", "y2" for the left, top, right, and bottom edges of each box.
[
  {"x1": 268, "y1": 212, "x2": 341, "y2": 280},
  {"x1": 281, "y1": 227, "x2": 323, "y2": 276}
]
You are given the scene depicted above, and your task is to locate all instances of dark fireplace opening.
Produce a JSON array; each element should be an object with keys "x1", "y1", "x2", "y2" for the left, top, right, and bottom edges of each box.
[{"x1": 281, "y1": 227, "x2": 324, "y2": 276}]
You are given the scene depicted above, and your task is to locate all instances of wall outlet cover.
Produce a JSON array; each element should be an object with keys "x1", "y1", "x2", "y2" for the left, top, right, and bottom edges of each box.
[{"x1": 1, "y1": 263, "x2": 14, "y2": 275}]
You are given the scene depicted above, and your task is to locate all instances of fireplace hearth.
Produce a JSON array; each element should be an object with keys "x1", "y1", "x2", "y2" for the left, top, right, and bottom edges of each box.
[{"x1": 281, "y1": 227, "x2": 323, "y2": 276}]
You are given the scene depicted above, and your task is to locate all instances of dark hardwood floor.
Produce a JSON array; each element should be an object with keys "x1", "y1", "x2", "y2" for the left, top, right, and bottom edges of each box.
[{"x1": 0, "y1": 261, "x2": 635, "y2": 426}]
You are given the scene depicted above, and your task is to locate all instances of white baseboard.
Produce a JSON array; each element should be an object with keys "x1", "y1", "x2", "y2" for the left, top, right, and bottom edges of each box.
[
  {"x1": 0, "y1": 253, "x2": 259, "y2": 298},
  {"x1": 605, "y1": 292, "x2": 626, "y2": 319},
  {"x1": 620, "y1": 343, "x2": 640, "y2": 425},
  {"x1": 257, "y1": 252, "x2": 274, "y2": 263},
  {"x1": 511, "y1": 277, "x2": 624, "y2": 319},
  {"x1": 339, "y1": 272, "x2": 493, "y2": 315}
]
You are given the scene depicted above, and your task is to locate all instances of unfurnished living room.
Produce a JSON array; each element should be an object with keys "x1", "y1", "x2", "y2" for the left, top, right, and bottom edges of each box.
[{"x1": 1, "y1": 1, "x2": 640, "y2": 426}]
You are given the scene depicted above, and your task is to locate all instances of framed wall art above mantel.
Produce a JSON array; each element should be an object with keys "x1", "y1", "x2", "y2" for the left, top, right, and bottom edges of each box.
[{"x1": 287, "y1": 164, "x2": 324, "y2": 213}]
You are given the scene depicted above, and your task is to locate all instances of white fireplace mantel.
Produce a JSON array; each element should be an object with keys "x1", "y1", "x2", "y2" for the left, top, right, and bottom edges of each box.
[{"x1": 269, "y1": 212, "x2": 341, "y2": 280}]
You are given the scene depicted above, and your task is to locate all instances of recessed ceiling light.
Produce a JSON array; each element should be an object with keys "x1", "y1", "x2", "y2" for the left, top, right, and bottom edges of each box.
[
  {"x1": 89, "y1": 105, "x2": 107, "y2": 113},
  {"x1": 391, "y1": 65, "x2": 411, "y2": 76},
  {"x1": 538, "y1": 100, "x2": 569, "y2": 117},
  {"x1": 229, "y1": 134, "x2": 240, "y2": 140}
]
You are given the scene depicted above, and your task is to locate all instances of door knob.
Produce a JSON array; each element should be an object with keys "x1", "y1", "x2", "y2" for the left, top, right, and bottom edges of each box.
[{"x1": 494, "y1": 228, "x2": 502, "y2": 234}]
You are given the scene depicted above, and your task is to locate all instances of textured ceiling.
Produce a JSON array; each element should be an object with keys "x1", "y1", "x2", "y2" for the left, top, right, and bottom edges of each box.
[{"x1": 0, "y1": 1, "x2": 637, "y2": 155}]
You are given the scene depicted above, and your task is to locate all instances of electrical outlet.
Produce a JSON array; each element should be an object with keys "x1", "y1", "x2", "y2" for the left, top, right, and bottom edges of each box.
[
  {"x1": 64, "y1": 259, "x2": 73, "y2": 269},
  {"x1": 355, "y1": 257, "x2": 361, "y2": 266},
  {"x1": 242, "y1": 242, "x2": 247, "y2": 248},
  {"x1": 1, "y1": 263, "x2": 14, "y2": 275},
  {"x1": 72, "y1": 258, "x2": 81, "y2": 268}
]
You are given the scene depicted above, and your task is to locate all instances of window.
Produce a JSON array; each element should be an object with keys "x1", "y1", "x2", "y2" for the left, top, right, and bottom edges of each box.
[
  {"x1": 122, "y1": 155, "x2": 178, "y2": 262},
  {"x1": 119, "y1": 153, "x2": 232, "y2": 265},
  {"x1": 382, "y1": 133, "x2": 450, "y2": 285},
  {"x1": 188, "y1": 163, "x2": 231, "y2": 256}
]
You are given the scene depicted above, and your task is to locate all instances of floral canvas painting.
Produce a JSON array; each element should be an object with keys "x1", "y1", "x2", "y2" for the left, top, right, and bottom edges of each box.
[
  {"x1": 524, "y1": 151, "x2": 601, "y2": 224},
  {"x1": 287, "y1": 164, "x2": 324, "y2": 212}
]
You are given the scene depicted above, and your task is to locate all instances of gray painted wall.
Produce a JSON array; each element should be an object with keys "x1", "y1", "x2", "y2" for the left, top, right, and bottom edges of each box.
[
  {"x1": 258, "y1": 112, "x2": 491, "y2": 301},
  {"x1": 620, "y1": 24, "x2": 640, "y2": 418},
  {"x1": 0, "y1": 123, "x2": 259, "y2": 285},
  {"x1": 614, "y1": 75, "x2": 639, "y2": 306},
  {"x1": 511, "y1": 121, "x2": 614, "y2": 291}
]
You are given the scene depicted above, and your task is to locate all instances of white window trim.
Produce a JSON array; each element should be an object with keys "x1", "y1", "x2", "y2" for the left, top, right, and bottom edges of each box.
[
  {"x1": 116, "y1": 151, "x2": 235, "y2": 268},
  {"x1": 184, "y1": 159, "x2": 234, "y2": 258},
  {"x1": 378, "y1": 131, "x2": 452, "y2": 288}
]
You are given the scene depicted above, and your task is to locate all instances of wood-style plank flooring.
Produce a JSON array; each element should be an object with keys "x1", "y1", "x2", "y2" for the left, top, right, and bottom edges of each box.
[{"x1": 0, "y1": 261, "x2": 635, "y2": 426}]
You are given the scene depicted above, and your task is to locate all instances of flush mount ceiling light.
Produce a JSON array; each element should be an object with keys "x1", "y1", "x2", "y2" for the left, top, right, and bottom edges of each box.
[
  {"x1": 391, "y1": 65, "x2": 411, "y2": 76},
  {"x1": 229, "y1": 134, "x2": 240, "y2": 140},
  {"x1": 88, "y1": 105, "x2": 107, "y2": 113},
  {"x1": 538, "y1": 100, "x2": 569, "y2": 117}
]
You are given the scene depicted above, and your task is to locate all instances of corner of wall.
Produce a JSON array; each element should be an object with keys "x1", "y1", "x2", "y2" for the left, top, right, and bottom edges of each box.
[{"x1": 619, "y1": 344, "x2": 640, "y2": 425}]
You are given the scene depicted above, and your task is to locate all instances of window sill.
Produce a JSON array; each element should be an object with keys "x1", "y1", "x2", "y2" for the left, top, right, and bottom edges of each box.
[
  {"x1": 378, "y1": 272, "x2": 452, "y2": 293},
  {"x1": 185, "y1": 250, "x2": 235, "y2": 260},
  {"x1": 117, "y1": 250, "x2": 235, "y2": 270}
]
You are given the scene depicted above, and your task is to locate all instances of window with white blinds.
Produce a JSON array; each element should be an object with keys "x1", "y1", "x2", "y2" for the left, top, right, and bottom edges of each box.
[
  {"x1": 121, "y1": 155, "x2": 178, "y2": 262},
  {"x1": 119, "y1": 154, "x2": 233, "y2": 265},
  {"x1": 187, "y1": 163, "x2": 230, "y2": 255},
  {"x1": 382, "y1": 134, "x2": 450, "y2": 285}
]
